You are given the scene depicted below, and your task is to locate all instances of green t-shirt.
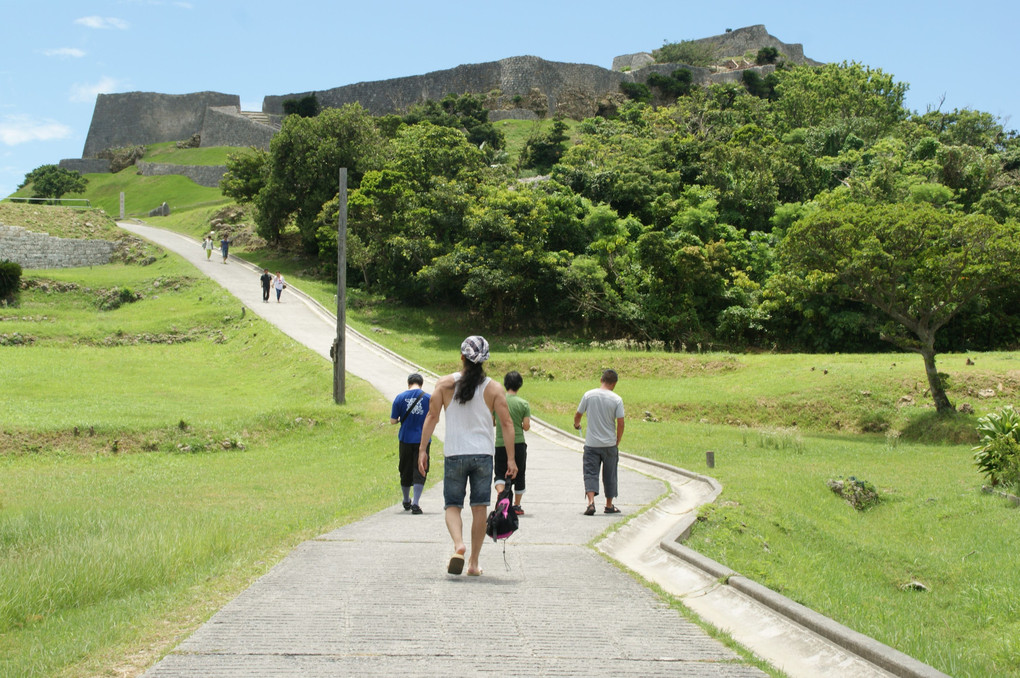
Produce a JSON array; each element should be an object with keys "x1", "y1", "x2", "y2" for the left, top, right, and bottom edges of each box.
[{"x1": 495, "y1": 393, "x2": 530, "y2": 446}]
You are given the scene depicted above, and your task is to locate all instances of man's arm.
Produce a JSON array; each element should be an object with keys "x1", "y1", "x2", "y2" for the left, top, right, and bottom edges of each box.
[
  {"x1": 573, "y1": 411, "x2": 583, "y2": 431},
  {"x1": 616, "y1": 417, "x2": 625, "y2": 446},
  {"x1": 488, "y1": 382, "x2": 518, "y2": 479},
  {"x1": 418, "y1": 378, "x2": 451, "y2": 475}
]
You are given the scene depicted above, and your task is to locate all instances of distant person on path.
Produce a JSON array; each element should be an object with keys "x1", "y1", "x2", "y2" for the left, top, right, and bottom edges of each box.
[
  {"x1": 418, "y1": 335, "x2": 517, "y2": 576},
  {"x1": 573, "y1": 369, "x2": 625, "y2": 516},
  {"x1": 494, "y1": 370, "x2": 530, "y2": 515},
  {"x1": 260, "y1": 269, "x2": 272, "y2": 303},
  {"x1": 203, "y1": 234, "x2": 215, "y2": 261},
  {"x1": 220, "y1": 234, "x2": 232, "y2": 263},
  {"x1": 390, "y1": 373, "x2": 431, "y2": 514},
  {"x1": 273, "y1": 272, "x2": 286, "y2": 302}
]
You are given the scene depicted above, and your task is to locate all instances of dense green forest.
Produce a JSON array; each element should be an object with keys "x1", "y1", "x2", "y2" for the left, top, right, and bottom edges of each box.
[{"x1": 221, "y1": 60, "x2": 1020, "y2": 369}]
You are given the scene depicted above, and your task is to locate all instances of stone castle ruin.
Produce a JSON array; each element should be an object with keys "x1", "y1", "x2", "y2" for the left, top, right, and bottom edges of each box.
[{"x1": 61, "y1": 25, "x2": 820, "y2": 182}]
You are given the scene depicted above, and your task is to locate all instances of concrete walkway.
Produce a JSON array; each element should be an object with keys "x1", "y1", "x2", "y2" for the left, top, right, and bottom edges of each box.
[{"x1": 121, "y1": 222, "x2": 945, "y2": 678}]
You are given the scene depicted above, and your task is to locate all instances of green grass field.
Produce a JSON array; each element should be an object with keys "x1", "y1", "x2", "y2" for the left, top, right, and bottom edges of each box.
[
  {"x1": 5, "y1": 161, "x2": 1020, "y2": 677},
  {"x1": 0, "y1": 253, "x2": 403, "y2": 678}
]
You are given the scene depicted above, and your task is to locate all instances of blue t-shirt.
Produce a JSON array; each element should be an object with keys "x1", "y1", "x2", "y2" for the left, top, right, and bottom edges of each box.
[{"x1": 391, "y1": 388, "x2": 430, "y2": 444}]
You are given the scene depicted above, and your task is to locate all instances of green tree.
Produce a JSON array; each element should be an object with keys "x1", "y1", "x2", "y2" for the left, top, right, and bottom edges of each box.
[
  {"x1": 755, "y1": 46, "x2": 779, "y2": 65},
  {"x1": 520, "y1": 117, "x2": 570, "y2": 173},
  {"x1": 21, "y1": 165, "x2": 88, "y2": 201},
  {"x1": 773, "y1": 62, "x2": 907, "y2": 132},
  {"x1": 282, "y1": 94, "x2": 320, "y2": 118},
  {"x1": 254, "y1": 104, "x2": 385, "y2": 249},
  {"x1": 418, "y1": 186, "x2": 564, "y2": 330},
  {"x1": 220, "y1": 148, "x2": 269, "y2": 203},
  {"x1": 782, "y1": 202, "x2": 1020, "y2": 412}
]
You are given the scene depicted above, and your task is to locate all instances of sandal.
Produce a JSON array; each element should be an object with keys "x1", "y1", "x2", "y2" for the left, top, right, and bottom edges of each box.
[
  {"x1": 584, "y1": 503, "x2": 596, "y2": 516},
  {"x1": 604, "y1": 505, "x2": 622, "y2": 514}
]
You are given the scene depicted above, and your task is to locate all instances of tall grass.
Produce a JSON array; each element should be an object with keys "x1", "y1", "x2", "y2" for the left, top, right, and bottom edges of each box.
[{"x1": 0, "y1": 258, "x2": 401, "y2": 677}]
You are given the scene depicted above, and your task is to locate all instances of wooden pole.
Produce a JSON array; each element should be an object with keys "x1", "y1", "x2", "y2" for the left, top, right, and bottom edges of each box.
[{"x1": 333, "y1": 168, "x2": 348, "y2": 404}]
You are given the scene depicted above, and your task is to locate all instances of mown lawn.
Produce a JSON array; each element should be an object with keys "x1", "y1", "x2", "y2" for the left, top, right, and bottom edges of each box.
[{"x1": 0, "y1": 255, "x2": 401, "y2": 678}]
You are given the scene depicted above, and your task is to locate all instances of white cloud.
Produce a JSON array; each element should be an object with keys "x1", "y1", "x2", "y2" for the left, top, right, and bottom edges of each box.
[
  {"x1": 70, "y1": 77, "x2": 124, "y2": 103},
  {"x1": 74, "y1": 16, "x2": 130, "y2": 30},
  {"x1": 43, "y1": 47, "x2": 87, "y2": 58},
  {"x1": 0, "y1": 115, "x2": 73, "y2": 146}
]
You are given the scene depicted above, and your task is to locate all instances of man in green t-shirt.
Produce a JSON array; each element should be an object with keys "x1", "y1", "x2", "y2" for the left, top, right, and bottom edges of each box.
[{"x1": 494, "y1": 371, "x2": 531, "y2": 515}]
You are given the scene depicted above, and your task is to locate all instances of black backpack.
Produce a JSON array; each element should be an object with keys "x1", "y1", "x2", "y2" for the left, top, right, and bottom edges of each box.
[{"x1": 486, "y1": 483, "x2": 519, "y2": 541}]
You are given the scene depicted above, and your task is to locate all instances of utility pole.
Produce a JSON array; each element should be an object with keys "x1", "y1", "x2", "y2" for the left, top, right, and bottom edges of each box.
[{"x1": 333, "y1": 168, "x2": 347, "y2": 404}]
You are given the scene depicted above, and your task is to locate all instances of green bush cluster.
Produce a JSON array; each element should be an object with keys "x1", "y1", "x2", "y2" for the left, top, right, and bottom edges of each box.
[
  {"x1": 827, "y1": 476, "x2": 880, "y2": 510},
  {"x1": 0, "y1": 259, "x2": 22, "y2": 300},
  {"x1": 973, "y1": 405, "x2": 1020, "y2": 487}
]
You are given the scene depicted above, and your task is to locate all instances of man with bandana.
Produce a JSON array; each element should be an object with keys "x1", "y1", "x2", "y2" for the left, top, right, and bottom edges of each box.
[{"x1": 419, "y1": 336, "x2": 517, "y2": 576}]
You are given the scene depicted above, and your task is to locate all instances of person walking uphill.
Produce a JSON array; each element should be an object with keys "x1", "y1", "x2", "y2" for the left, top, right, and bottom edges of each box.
[
  {"x1": 220, "y1": 234, "x2": 232, "y2": 263},
  {"x1": 494, "y1": 371, "x2": 530, "y2": 515},
  {"x1": 574, "y1": 369, "x2": 625, "y2": 516},
  {"x1": 390, "y1": 373, "x2": 430, "y2": 514},
  {"x1": 203, "y1": 234, "x2": 215, "y2": 261},
  {"x1": 273, "y1": 272, "x2": 286, "y2": 302},
  {"x1": 418, "y1": 336, "x2": 517, "y2": 576},
  {"x1": 260, "y1": 269, "x2": 272, "y2": 303}
]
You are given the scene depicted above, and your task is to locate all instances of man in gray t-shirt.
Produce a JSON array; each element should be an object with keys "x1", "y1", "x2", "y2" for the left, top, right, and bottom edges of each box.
[{"x1": 573, "y1": 369, "x2": 625, "y2": 516}]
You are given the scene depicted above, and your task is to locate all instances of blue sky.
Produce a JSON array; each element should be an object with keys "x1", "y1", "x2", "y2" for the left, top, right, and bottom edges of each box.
[{"x1": 1, "y1": 0, "x2": 1018, "y2": 199}]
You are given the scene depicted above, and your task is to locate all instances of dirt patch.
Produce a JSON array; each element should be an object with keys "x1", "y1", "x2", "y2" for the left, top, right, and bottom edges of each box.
[{"x1": 951, "y1": 369, "x2": 1020, "y2": 398}]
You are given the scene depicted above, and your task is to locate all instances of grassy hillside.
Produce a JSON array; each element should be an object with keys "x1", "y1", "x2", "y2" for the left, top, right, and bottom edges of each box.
[
  {"x1": 0, "y1": 250, "x2": 400, "y2": 678},
  {"x1": 7, "y1": 146, "x2": 1020, "y2": 677}
]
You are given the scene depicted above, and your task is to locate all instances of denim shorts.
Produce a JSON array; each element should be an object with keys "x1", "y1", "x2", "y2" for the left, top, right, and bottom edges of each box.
[{"x1": 443, "y1": 454, "x2": 493, "y2": 508}]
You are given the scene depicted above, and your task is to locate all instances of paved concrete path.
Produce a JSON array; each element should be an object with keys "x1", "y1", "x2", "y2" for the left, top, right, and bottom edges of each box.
[{"x1": 121, "y1": 222, "x2": 937, "y2": 678}]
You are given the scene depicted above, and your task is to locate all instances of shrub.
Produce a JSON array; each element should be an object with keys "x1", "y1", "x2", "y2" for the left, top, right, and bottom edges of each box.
[
  {"x1": 973, "y1": 405, "x2": 1020, "y2": 486},
  {"x1": 282, "y1": 94, "x2": 320, "y2": 118},
  {"x1": 827, "y1": 476, "x2": 880, "y2": 510},
  {"x1": 0, "y1": 260, "x2": 22, "y2": 300},
  {"x1": 653, "y1": 40, "x2": 717, "y2": 67},
  {"x1": 619, "y1": 81, "x2": 651, "y2": 103},
  {"x1": 755, "y1": 47, "x2": 779, "y2": 65}
]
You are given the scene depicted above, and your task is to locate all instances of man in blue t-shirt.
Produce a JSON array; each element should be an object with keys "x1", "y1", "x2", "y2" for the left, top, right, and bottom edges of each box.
[{"x1": 390, "y1": 373, "x2": 431, "y2": 514}]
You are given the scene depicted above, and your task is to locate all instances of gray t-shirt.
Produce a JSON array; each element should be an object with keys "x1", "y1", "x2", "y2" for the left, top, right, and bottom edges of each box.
[{"x1": 577, "y1": 387, "x2": 624, "y2": 447}]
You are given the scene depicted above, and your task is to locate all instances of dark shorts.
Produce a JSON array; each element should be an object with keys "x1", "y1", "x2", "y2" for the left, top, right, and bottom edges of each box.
[
  {"x1": 398, "y1": 441, "x2": 428, "y2": 486},
  {"x1": 443, "y1": 454, "x2": 493, "y2": 508},
  {"x1": 583, "y1": 445, "x2": 619, "y2": 499},
  {"x1": 494, "y1": 442, "x2": 527, "y2": 494}
]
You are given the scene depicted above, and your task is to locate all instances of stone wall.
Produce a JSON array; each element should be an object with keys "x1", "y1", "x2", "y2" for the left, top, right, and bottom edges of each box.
[
  {"x1": 263, "y1": 50, "x2": 790, "y2": 121},
  {"x1": 0, "y1": 223, "x2": 116, "y2": 269},
  {"x1": 264, "y1": 56, "x2": 629, "y2": 119},
  {"x1": 59, "y1": 158, "x2": 112, "y2": 174},
  {"x1": 688, "y1": 24, "x2": 822, "y2": 66},
  {"x1": 135, "y1": 161, "x2": 227, "y2": 188},
  {"x1": 200, "y1": 106, "x2": 279, "y2": 150},
  {"x1": 82, "y1": 91, "x2": 239, "y2": 158}
]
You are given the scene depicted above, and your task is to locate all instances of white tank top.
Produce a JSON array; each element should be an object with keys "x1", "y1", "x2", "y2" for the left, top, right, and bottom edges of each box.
[{"x1": 444, "y1": 374, "x2": 494, "y2": 457}]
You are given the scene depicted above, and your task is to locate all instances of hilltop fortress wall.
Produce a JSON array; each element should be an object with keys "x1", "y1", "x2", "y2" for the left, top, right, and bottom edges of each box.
[
  {"x1": 81, "y1": 91, "x2": 240, "y2": 158},
  {"x1": 69, "y1": 25, "x2": 817, "y2": 175}
]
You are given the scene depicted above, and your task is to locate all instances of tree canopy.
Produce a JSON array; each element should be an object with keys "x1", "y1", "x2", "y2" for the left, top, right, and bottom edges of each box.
[{"x1": 222, "y1": 60, "x2": 1020, "y2": 380}]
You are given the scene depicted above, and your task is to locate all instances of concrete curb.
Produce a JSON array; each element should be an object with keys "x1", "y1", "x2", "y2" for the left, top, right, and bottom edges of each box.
[
  {"x1": 648, "y1": 468, "x2": 950, "y2": 678},
  {"x1": 488, "y1": 403, "x2": 948, "y2": 676}
]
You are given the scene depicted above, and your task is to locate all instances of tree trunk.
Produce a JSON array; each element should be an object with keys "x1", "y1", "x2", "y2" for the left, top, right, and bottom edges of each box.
[{"x1": 920, "y1": 346, "x2": 954, "y2": 414}]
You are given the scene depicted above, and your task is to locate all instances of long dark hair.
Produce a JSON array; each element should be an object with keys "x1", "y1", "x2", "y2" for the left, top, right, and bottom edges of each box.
[{"x1": 455, "y1": 360, "x2": 486, "y2": 404}]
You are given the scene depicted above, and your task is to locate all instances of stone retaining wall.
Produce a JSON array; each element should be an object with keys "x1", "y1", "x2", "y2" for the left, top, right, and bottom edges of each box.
[
  {"x1": 201, "y1": 106, "x2": 279, "y2": 149},
  {"x1": 59, "y1": 158, "x2": 112, "y2": 174},
  {"x1": 82, "y1": 91, "x2": 239, "y2": 158},
  {"x1": 135, "y1": 161, "x2": 227, "y2": 188},
  {"x1": 0, "y1": 223, "x2": 117, "y2": 269}
]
